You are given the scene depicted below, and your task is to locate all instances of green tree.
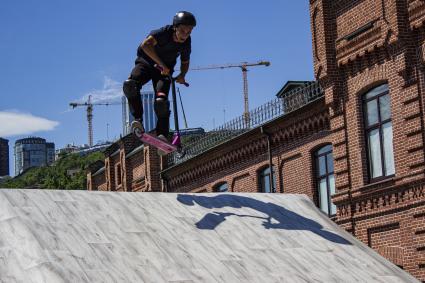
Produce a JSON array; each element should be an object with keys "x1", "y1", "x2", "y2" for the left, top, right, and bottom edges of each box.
[{"x1": 1, "y1": 151, "x2": 104, "y2": 190}]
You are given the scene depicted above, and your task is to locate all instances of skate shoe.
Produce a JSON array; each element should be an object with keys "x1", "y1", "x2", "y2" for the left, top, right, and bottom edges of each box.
[{"x1": 131, "y1": 120, "x2": 144, "y2": 137}]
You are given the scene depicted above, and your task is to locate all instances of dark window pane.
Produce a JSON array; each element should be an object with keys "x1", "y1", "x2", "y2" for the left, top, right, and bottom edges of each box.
[
  {"x1": 366, "y1": 99, "x2": 379, "y2": 126},
  {"x1": 327, "y1": 153, "x2": 334, "y2": 174},
  {"x1": 368, "y1": 128, "x2": 383, "y2": 178},
  {"x1": 329, "y1": 174, "x2": 336, "y2": 215},
  {"x1": 382, "y1": 122, "x2": 395, "y2": 176},
  {"x1": 319, "y1": 178, "x2": 328, "y2": 214},
  {"x1": 365, "y1": 84, "x2": 389, "y2": 100},
  {"x1": 259, "y1": 167, "x2": 276, "y2": 193},
  {"x1": 215, "y1": 183, "x2": 228, "y2": 192},
  {"x1": 317, "y1": 144, "x2": 332, "y2": 155},
  {"x1": 263, "y1": 174, "x2": 271, "y2": 193},
  {"x1": 318, "y1": 156, "x2": 326, "y2": 177},
  {"x1": 379, "y1": 94, "x2": 391, "y2": 121}
]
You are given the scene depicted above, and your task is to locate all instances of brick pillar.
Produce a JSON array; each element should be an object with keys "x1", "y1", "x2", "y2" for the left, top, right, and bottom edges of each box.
[
  {"x1": 87, "y1": 172, "x2": 93, "y2": 191},
  {"x1": 144, "y1": 145, "x2": 162, "y2": 192},
  {"x1": 105, "y1": 157, "x2": 115, "y2": 191}
]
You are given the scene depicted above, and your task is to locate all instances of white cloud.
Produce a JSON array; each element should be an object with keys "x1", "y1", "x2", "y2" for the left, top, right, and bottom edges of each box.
[
  {"x1": 79, "y1": 76, "x2": 124, "y2": 103},
  {"x1": 76, "y1": 76, "x2": 153, "y2": 104},
  {"x1": 0, "y1": 111, "x2": 59, "y2": 137}
]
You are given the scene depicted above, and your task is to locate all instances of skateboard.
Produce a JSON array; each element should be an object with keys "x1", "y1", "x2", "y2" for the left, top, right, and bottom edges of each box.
[{"x1": 134, "y1": 128, "x2": 177, "y2": 154}]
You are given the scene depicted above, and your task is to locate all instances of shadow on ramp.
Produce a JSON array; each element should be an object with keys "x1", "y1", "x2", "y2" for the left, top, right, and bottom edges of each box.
[{"x1": 177, "y1": 194, "x2": 351, "y2": 245}]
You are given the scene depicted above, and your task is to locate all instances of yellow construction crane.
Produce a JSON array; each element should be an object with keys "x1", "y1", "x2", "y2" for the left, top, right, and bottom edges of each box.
[
  {"x1": 191, "y1": 60, "x2": 270, "y2": 126},
  {"x1": 69, "y1": 95, "x2": 121, "y2": 147}
]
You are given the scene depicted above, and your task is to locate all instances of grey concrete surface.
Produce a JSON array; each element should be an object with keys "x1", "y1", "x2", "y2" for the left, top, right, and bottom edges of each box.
[{"x1": 0, "y1": 189, "x2": 419, "y2": 282}]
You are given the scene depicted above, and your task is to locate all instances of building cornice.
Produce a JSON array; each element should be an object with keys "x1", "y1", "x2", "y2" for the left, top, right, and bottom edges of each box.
[{"x1": 164, "y1": 102, "x2": 329, "y2": 191}]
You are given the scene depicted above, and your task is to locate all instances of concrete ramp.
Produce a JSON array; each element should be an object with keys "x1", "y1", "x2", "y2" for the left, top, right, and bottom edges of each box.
[{"x1": 0, "y1": 189, "x2": 418, "y2": 282}]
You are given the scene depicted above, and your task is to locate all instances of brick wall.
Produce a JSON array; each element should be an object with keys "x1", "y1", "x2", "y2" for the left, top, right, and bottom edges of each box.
[
  {"x1": 162, "y1": 99, "x2": 331, "y2": 200},
  {"x1": 92, "y1": 170, "x2": 107, "y2": 191},
  {"x1": 87, "y1": 135, "x2": 162, "y2": 193},
  {"x1": 311, "y1": 0, "x2": 425, "y2": 279}
]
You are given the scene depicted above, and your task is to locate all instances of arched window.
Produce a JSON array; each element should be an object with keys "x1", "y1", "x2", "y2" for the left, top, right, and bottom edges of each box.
[
  {"x1": 213, "y1": 182, "x2": 228, "y2": 193},
  {"x1": 258, "y1": 166, "x2": 276, "y2": 193},
  {"x1": 362, "y1": 84, "x2": 395, "y2": 181},
  {"x1": 314, "y1": 145, "x2": 336, "y2": 216}
]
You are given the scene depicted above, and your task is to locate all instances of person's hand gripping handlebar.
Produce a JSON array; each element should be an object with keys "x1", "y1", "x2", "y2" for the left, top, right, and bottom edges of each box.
[{"x1": 155, "y1": 64, "x2": 189, "y2": 87}]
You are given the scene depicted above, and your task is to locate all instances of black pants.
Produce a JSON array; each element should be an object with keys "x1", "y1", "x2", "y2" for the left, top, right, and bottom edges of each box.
[{"x1": 127, "y1": 60, "x2": 171, "y2": 136}]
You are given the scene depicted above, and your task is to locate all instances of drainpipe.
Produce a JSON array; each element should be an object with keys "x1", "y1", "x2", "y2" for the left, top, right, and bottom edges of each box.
[
  {"x1": 261, "y1": 127, "x2": 275, "y2": 193},
  {"x1": 160, "y1": 172, "x2": 169, "y2": 192}
]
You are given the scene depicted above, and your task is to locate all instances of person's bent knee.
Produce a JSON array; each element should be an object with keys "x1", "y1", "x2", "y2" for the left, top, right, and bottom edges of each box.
[
  {"x1": 123, "y1": 79, "x2": 141, "y2": 99},
  {"x1": 154, "y1": 94, "x2": 170, "y2": 118}
]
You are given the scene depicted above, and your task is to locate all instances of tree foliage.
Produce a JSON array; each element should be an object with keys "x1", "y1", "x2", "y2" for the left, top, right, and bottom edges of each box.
[{"x1": 1, "y1": 151, "x2": 104, "y2": 190}]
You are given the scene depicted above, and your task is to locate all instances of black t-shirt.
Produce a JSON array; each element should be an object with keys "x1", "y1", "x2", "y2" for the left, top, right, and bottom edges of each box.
[{"x1": 136, "y1": 25, "x2": 191, "y2": 70}]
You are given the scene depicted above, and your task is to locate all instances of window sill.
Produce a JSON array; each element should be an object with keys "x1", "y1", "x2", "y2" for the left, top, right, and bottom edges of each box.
[{"x1": 357, "y1": 175, "x2": 395, "y2": 193}]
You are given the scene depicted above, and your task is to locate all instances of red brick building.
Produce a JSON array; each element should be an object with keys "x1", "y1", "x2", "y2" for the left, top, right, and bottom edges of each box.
[
  {"x1": 309, "y1": 0, "x2": 425, "y2": 279},
  {"x1": 87, "y1": 134, "x2": 162, "y2": 192},
  {"x1": 87, "y1": 1, "x2": 425, "y2": 280},
  {"x1": 0, "y1": 138, "x2": 9, "y2": 177}
]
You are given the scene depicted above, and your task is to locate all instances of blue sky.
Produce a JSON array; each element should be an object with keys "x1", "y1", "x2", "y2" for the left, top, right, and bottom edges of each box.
[{"x1": 0, "y1": 1, "x2": 314, "y2": 176}]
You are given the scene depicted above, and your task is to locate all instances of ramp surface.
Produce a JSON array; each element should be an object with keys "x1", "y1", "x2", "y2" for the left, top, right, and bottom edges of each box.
[{"x1": 0, "y1": 189, "x2": 419, "y2": 282}]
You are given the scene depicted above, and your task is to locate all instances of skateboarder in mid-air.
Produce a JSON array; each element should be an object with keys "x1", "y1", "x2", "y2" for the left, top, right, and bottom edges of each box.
[{"x1": 123, "y1": 11, "x2": 196, "y2": 145}]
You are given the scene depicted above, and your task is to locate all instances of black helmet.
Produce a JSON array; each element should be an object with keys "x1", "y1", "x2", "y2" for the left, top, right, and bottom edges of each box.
[{"x1": 173, "y1": 11, "x2": 196, "y2": 27}]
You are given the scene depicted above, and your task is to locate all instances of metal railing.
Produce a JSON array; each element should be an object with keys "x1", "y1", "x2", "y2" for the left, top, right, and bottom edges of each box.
[{"x1": 168, "y1": 81, "x2": 323, "y2": 166}]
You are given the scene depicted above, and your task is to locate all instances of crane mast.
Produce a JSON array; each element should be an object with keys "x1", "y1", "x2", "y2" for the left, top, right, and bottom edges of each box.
[
  {"x1": 191, "y1": 60, "x2": 270, "y2": 127},
  {"x1": 242, "y1": 66, "x2": 249, "y2": 126},
  {"x1": 87, "y1": 96, "x2": 93, "y2": 147},
  {"x1": 69, "y1": 95, "x2": 121, "y2": 147}
]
